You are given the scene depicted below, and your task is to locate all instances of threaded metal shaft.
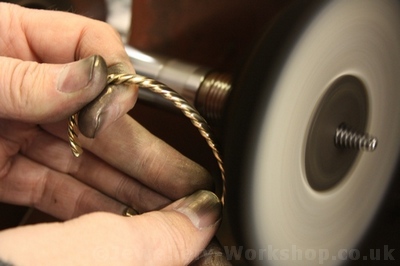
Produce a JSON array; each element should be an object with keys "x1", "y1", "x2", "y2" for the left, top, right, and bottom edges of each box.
[
  {"x1": 196, "y1": 72, "x2": 232, "y2": 122},
  {"x1": 335, "y1": 124, "x2": 378, "y2": 152}
]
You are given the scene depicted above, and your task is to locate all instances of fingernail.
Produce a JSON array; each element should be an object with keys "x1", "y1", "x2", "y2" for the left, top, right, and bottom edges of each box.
[
  {"x1": 77, "y1": 84, "x2": 122, "y2": 138},
  {"x1": 175, "y1": 190, "x2": 222, "y2": 230},
  {"x1": 57, "y1": 55, "x2": 107, "y2": 93}
]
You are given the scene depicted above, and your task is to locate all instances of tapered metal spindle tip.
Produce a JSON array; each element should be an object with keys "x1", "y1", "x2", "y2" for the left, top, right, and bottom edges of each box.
[
  {"x1": 335, "y1": 124, "x2": 378, "y2": 152},
  {"x1": 364, "y1": 137, "x2": 378, "y2": 151}
]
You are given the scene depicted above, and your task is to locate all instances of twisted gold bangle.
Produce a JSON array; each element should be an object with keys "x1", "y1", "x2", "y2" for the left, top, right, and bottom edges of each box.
[
  {"x1": 68, "y1": 73, "x2": 226, "y2": 205},
  {"x1": 68, "y1": 113, "x2": 83, "y2": 158}
]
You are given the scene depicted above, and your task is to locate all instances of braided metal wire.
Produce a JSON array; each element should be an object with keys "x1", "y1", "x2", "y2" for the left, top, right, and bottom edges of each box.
[
  {"x1": 68, "y1": 113, "x2": 83, "y2": 157},
  {"x1": 68, "y1": 73, "x2": 226, "y2": 205}
]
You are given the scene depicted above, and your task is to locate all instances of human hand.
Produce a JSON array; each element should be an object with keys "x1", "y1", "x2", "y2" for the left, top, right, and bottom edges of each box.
[
  {"x1": 0, "y1": 190, "x2": 225, "y2": 265},
  {"x1": 0, "y1": 3, "x2": 224, "y2": 264}
]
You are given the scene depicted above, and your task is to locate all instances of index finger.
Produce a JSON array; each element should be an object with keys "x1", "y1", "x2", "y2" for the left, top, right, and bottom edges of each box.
[
  {"x1": 43, "y1": 115, "x2": 214, "y2": 201},
  {"x1": 1, "y1": 3, "x2": 133, "y2": 72},
  {"x1": 3, "y1": 3, "x2": 138, "y2": 135}
]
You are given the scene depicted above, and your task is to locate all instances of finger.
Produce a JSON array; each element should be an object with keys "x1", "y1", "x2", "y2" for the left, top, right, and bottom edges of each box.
[
  {"x1": 0, "y1": 55, "x2": 107, "y2": 122},
  {"x1": 0, "y1": 152, "x2": 130, "y2": 220},
  {"x1": 77, "y1": 83, "x2": 137, "y2": 138},
  {"x1": 0, "y1": 191, "x2": 222, "y2": 266},
  {"x1": 1, "y1": 4, "x2": 138, "y2": 134},
  {"x1": 1, "y1": 3, "x2": 132, "y2": 71},
  {"x1": 126, "y1": 190, "x2": 222, "y2": 265},
  {"x1": 0, "y1": 119, "x2": 169, "y2": 214},
  {"x1": 43, "y1": 115, "x2": 215, "y2": 200},
  {"x1": 18, "y1": 122, "x2": 171, "y2": 212}
]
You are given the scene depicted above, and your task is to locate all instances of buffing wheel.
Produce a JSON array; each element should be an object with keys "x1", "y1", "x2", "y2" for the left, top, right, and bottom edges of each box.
[{"x1": 224, "y1": 0, "x2": 400, "y2": 265}]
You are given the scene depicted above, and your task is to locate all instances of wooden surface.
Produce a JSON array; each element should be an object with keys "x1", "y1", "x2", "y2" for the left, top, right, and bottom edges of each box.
[{"x1": 129, "y1": 0, "x2": 294, "y2": 71}]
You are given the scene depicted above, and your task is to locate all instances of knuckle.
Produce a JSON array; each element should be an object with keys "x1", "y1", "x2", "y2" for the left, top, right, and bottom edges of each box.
[{"x1": 4, "y1": 60, "x2": 43, "y2": 119}]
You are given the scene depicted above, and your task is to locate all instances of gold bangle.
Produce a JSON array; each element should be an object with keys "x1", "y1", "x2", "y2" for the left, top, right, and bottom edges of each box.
[
  {"x1": 123, "y1": 206, "x2": 139, "y2": 217},
  {"x1": 68, "y1": 73, "x2": 226, "y2": 205}
]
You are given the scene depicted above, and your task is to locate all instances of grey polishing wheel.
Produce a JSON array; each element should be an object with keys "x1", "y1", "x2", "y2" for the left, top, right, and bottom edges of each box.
[{"x1": 224, "y1": 1, "x2": 400, "y2": 265}]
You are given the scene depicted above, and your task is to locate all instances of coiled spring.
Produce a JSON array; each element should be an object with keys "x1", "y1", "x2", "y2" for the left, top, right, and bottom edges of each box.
[
  {"x1": 68, "y1": 73, "x2": 226, "y2": 205},
  {"x1": 335, "y1": 124, "x2": 378, "y2": 152}
]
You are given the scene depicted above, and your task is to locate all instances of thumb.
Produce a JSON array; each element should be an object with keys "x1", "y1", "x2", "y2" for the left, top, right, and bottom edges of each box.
[
  {"x1": 0, "y1": 190, "x2": 222, "y2": 266},
  {"x1": 0, "y1": 55, "x2": 107, "y2": 122},
  {"x1": 131, "y1": 190, "x2": 223, "y2": 265}
]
